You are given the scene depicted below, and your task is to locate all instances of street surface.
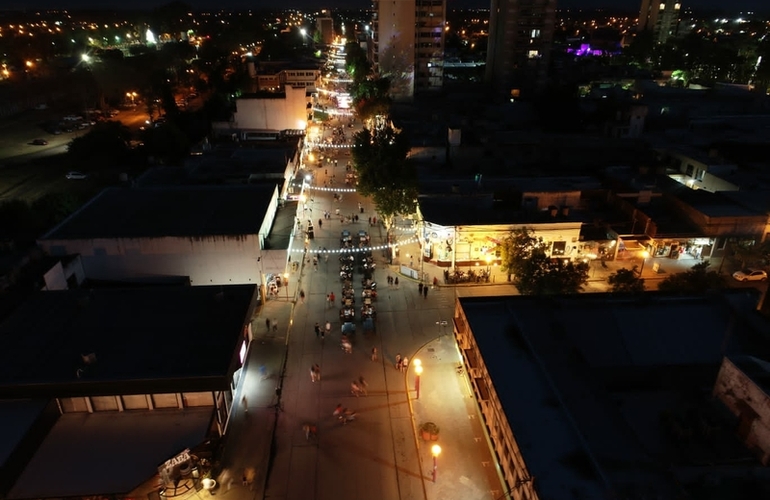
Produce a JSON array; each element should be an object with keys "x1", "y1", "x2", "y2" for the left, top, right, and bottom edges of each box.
[{"x1": 214, "y1": 98, "x2": 511, "y2": 500}]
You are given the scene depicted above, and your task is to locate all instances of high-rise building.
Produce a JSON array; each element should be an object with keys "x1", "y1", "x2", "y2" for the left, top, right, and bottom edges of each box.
[
  {"x1": 638, "y1": 0, "x2": 681, "y2": 44},
  {"x1": 485, "y1": 0, "x2": 557, "y2": 98},
  {"x1": 316, "y1": 16, "x2": 334, "y2": 45},
  {"x1": 372, "y1": 0, "x2": 445, "y2": 101}
]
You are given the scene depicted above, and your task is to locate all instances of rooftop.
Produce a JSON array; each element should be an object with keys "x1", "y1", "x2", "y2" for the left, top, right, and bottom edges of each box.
[
  {"x1": 418, "y1": 195, "x2": 589, "y2": 227},
  {"x1": 418, "y1": 176, "x2": 601, "y2": 196},
  {"x1": 0, "y1": 285, "x2": 256, "y2": 398},
  {"x1": 459, "y1": 290, "x2": 770, "y2": 499},
  {"x1": 41, "y1": 185, "x2": 275, "y2": 240},
  {"x1": 6, "y1": 408, "x2": 212, "y2": 499}
]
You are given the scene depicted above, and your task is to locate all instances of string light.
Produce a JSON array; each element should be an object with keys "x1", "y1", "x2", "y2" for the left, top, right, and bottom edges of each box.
[
  {"x1": 305, "y1": 142, "x2": 353, "y2": 148},
  {"x1": 291, "y1": 235, "x2": 419, "y2": 254},
  {"x1": 304, "y1": 185, "x2": 357, "y2": 193}
]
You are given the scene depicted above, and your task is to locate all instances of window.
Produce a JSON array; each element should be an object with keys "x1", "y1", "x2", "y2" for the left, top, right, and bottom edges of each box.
[
  {"x1": 530, "y1": 28, "x2": 540, "y2": 38},
  {"x1": 659, "y1": 3, "x2": 665, "y2": 9},
  {"x1": 527, "y1": 49, "x2": 540, "y2": 59},
  {"x1": 552, "y1": 241, "x2": 567, "y2": 256},
  {"x1": 695, "y1": 168, "x2": 705, "y2": 181}
]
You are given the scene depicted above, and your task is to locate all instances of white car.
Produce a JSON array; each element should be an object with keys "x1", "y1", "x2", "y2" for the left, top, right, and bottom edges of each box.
[
  {"x1": 732, "y1": 268, "x2": 768, "y2": 282},
  {"x1": 66, "y1": 171, "x2": 88, "y2": 180}
]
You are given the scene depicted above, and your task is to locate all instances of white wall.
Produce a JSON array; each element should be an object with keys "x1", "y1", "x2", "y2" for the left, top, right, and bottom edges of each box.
[
  {"x1": 41, "y1": 235, "x2": 264, "y2": 286},
  {"x1": 232, "y1": 86, "x2": 308, "y2": 131}
]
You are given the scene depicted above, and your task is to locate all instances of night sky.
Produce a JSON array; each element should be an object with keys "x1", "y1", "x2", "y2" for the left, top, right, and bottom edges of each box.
[{"x1": 4, "y1": 0, "x2": 768, "y2": 11}]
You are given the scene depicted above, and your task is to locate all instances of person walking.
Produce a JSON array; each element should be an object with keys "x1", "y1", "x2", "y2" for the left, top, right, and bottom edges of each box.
[
  {"x1": 333, "y1": 403, "x2": 344, "y2": 418},
  {"x1": 423, "y1": 286, "x2": 428, "y2": 299},
  {"x1": 310, "y1": 365, "x2": 317, "y2": 382},
  {"x1": 314, "y1": 364, "x2": 321, "y2": 381},
  {"x1": 299, "y1": 289, "x2": 305, "y2": 303},
  {"x1": 395, "y1": 353, "x2": 402, "y2": 371},
  {"x1": 272, "y1": 318, "x2": 278, "y2": 332},
  {"x1": 329, "y1": 291, "x2": 335, "y2": 305},
  {"x1": 358, "y1": 375, "x2": 368, "y2": 396},
  {"x1": 241, "y1": 395, "x2": 248, "y2": 415},
  {"x1": 418, "y1": 282, "x2": 424, "y2": 294},
  {"x1": 266, "y1": 318, "x2": 271, "y2": 332},
  {"x1": 325, "y1": 321, "x2": 331, "y2": 337},
  {"x1": 315, "y1": 322, "x2": 321, "y2": 337},
  {"x1": 394, "y1": 277, "x2": 399, "y2": 288},
  {"x1": 371, "y1": 347, "x2": 378, "y2": 361},
  {"x1": 401, "y1": 356, "x2": 409, "y2": 373},
  {"x1": 318, "y1": 218, "x2": 323, "y2": 229},
  {"x1": 351, "y1": 381, "x2": 361, "y2": 397}
]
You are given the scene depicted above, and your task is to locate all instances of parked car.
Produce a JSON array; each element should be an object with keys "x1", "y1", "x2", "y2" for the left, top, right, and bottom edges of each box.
[
  {"x1": 31, "y1": 139, "x2": 48, "y2": 145},
  {"x1": 732, "y1": 268, "x2": 768, "y2": 282},
  {"x1": 65, "y1": 171, "x2": 88, "y2": 180}
]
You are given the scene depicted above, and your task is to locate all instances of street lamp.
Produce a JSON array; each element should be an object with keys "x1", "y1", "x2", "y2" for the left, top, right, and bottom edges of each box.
[
  {"x1": 414, "y1": 360, "x2": 422, "y2": 399},
  {"x1": 431, "y1": 445, "x2": 441, "y2": 482},
  {"x1": 283, "y1": 273, "x2": 289, "y2": 300},
  {"x1": 639, "y1": 250, "x2": 650, "y2": 276}
]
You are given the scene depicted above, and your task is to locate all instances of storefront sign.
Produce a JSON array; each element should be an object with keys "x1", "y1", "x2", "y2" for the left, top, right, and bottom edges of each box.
[{"x1": 159, "y1": 448, "x2": 191, "y2": 475}]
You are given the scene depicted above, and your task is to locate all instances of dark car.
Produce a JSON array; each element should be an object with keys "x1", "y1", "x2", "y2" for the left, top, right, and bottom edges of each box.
[{"x1": 31, "y1": 139, "x2": 48, "y2": 145}]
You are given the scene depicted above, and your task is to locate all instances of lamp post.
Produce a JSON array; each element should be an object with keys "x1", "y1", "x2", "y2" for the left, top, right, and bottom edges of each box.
[
  {"x1": 431, "y1": 444, "x2": 441, "y2": 482},
  {"x1": 414, "y1": 360, "x2": 422, "y2": 399},
  {"x1": 638, "y1": 250, "x2": 650, "y2": 277},
  {"x1": 283, "y1": 273, "x2": 289, "y2": 300}
]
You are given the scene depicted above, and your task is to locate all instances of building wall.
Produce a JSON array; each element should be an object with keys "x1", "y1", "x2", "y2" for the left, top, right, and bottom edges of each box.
[
  {"x1": 421, "y1": 218, "x2": 582, "y2": 264},
  {"x1": 282, "y1": 69, "x2": 320, "y2": 92},
  {"x1": 453, "y1": 301, "x2": 536, "y2": 500},
  {"x1": 667, "y1": 195, "x2": 767, "y2": 238},
  {"x1": 713, "y1": 357, "x2": 770, "y2": 464},
  {"x1": 231, "y1": 86, "x2": 309, "y2": 131},
  {"x1": 374, "y1": 0, "x2": 416, "y2": 100},
  {"x1": 414, "y1": 0, "x2": 445, "y2": 93},
  {"x1": 638, "y1": 0, "x2": 681, "y2": 44},
  {"x1": 40, "y1": 235, "x2": 264, "y2": 286},
  {"x1": 316, "y1": 17, "x2": 334, "y2": 45},
  {"x1": 485, "y1": 0, "x2": 557, "y2": 96}
]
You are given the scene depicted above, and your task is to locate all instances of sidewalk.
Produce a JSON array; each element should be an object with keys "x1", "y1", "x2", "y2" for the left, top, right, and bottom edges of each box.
[
  {"x1": 407, "y1": 337, "x2": 507, "y2": 500},
  {"x1": 212, "y1": 284, "x2": 298, "y2": 499}
]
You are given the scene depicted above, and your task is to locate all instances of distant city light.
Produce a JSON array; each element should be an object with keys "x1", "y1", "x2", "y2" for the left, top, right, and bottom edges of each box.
[
  {"x1": 146, "y1": 28, "x2": 156, "y2": 45},
  {"x1": 81, "y1": 53, "x2": 91, "y2": 62}
]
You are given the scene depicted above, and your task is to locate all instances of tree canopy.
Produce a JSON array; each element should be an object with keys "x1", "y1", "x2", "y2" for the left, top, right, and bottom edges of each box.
[
  {"x1": 657, "y1": 262, "x2": 726, "y2": 293},
  {"x1": 351, "y1": 125, "x2": 416, "y2": 227},
  {"x1": 500, "y1": 227, "x2": 589, "y2": 295},
  {"x1": 67, "y1": 121, "x2": 132, "y2": 166},
  {"x1": 608, "y1": 268, "x2": 645, "y2": 293}
]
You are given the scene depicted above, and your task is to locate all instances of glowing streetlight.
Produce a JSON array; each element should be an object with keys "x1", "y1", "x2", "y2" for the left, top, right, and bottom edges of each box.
[
  {"x1": 431, "y1": 445, "x2": 441, "y2": 482},
  {"x1": 300, "y1": 28, "x2": 307, "y2": 37},
  {"x1": 414, "y1": 360, "x2": 423, "y2": 399},
  {"x1": 81, "y1": 53, "x2": 91, "y2": 63}
]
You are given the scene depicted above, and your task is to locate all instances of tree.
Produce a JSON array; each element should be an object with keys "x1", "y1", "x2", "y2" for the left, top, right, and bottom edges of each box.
[
  {"x1": 67, "y1": 121, "x2": 132, "y2": 166},
  {"x1": 351, "y1": 125, "x2": 416, "y2": 229},
  {"x1": 657, "y1": 262, "x2": 726, "y2": 293},
  {"x1": 500, "y1": 227, "x2": 589, "y2": 295},
  {"x1": 352, "y1": 77, "x2": 391, "y2": 122},
  {"x1": 608, "y1": 268, "x2": 645, "y2": 293}
]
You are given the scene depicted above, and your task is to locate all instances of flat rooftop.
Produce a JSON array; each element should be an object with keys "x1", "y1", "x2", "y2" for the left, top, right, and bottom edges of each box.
[
  {"x1": 459, "y1": 290, "x2": 770, "y2": 499},
  {"x1": 0, "y1": 285, "x2": 256, "y2": 398},
  {"x1": 418, "y1": 176, "x2": 601, "y2": 196},
  {"x1": 41, "y1": 185, "x2": 275, "y2": 240},
  {"x1": 419, "y1": 195, "x2": 590, "y2": 226},
  {"x1": 6, "y1": 408, "x2": 212, "y2": 499}
]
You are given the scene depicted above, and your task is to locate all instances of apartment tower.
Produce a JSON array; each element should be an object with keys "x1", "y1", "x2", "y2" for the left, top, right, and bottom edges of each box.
[
  {"x1": 638, "y1": 0, "x2": 681, "y2": 44},
  {"x1": 372, "y1": 0, "x2": 445, "y2": 101},
  {"x1": 485, "y1": 0, "x2": 556, "y2": 98}
]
